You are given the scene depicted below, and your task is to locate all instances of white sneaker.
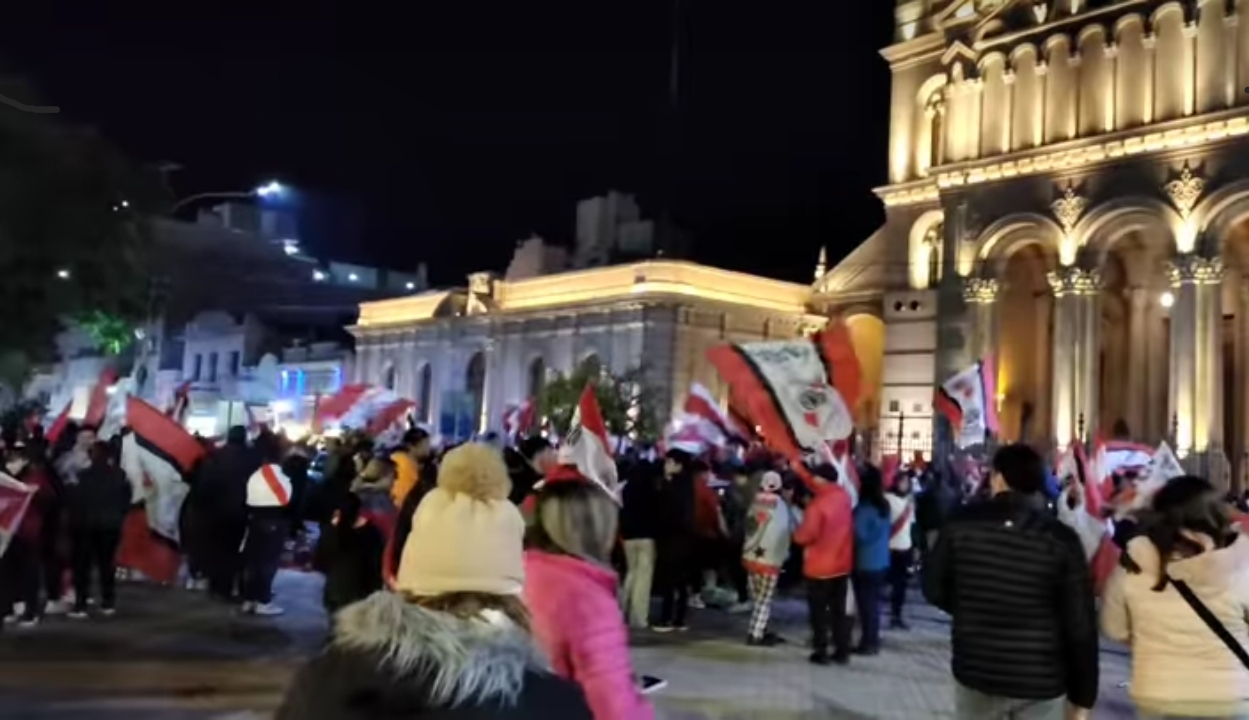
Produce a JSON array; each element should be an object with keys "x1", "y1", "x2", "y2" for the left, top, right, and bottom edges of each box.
[
  {"x1": 2, "y1": 614, "x2": 17, "y2": 625},
  {"x1": 99, "y1": 607, "x2": 117, "y2": 617},
  {"x1": 44, "y1": 600, "x2": 68, "y2": 616},
  {"x1": 239, "y1": 601, "x2": 256, "y2": 615},
  {"x1": 688, "y1": 597, "x2": 706, "y2": 609},
  {"x1": 16, "y1": 616, "x2": 39, "y2": 628},
  {"x1": 251, "y1": 602, "x2": 285, "y2": 617},
  {"x1": 67, "y1": 609, "x2": 89, "y2": 620}
]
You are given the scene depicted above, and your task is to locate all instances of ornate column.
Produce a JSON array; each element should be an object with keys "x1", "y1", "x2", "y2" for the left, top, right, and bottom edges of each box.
[
  {"x1": 962, "y1": 278, "x2": 1000, "y2": 363},
  {"x1": 480, "y1": 337, "x2": 497, "y2": 434},
  {"x1": 1048, "y1": 266, "x2": 1102, "y2": 442},
  {"x1": 1167, "y1": 253, "x2": 1224, "y2": 456},
  {"x1": 1124, "y1": 288, "x2": 1151, "y2": 436}
]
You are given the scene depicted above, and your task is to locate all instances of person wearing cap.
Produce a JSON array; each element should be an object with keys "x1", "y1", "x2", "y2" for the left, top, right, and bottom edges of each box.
[
  {"x1": 524, "y1": 465, "x2": 655, "y2": 720},
  {"x1": 276, "y1": 442, "x2": 593, "y2": 720},
  {"x1": 793, "y1": 463, "x2": 855, "y2": 665},
  {"x1": 741, "y1": 470, "x2": 795, "y2": 647}
]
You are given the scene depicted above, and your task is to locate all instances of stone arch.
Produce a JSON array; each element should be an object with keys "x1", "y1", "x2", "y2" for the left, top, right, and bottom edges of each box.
[
  {"x1": 972, "y1": 213, "x2": 1065, "y2": 279},
  {"x1": 416, "y1": 362, "x2": 433, "y2": 424},
  {"x1": 844, "y1": 314, "x2": 885, "y2": 430},
  {"x1": 1148, "y1": 1, "x2": 1187, "y2": 29},
  {"x1": 1073, "y1": 197, "x2": 1183, "y2": 277},
  {"x1": 527, "y1": 355, "x2": 546, "y2": 399},
  {"x1": 914, "y1": 74, "x2": 949, "y2": 177},
  {"x1": 907, "y1": 209, "x2": 945, "y2": 288},
  {"x1": 1195, "y1": 179, "x2": 1249, "y2": 257},
  {"x1": 465, "y1": 351, "x2": 486, "y2": 432}
]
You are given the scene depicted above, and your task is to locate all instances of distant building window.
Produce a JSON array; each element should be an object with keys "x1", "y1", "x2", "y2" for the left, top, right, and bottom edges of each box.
[
  {"x1": 208, "y1": 352, "x2": 219, "y2": 382},
  {"x1": 229, "y1": 351, "x2": 241, "y2": 377},
  {"x1": 888, "y1": 400, "x2": 900, "y2": 413},
  {"x1": 192, "y1": 354, "x2": 203, "y2": 381}
]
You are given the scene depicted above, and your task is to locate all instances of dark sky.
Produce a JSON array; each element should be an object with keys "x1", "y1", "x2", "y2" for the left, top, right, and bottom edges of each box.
[{"x1": 2, "y1": 1, "x2": 894, "y2": 287}]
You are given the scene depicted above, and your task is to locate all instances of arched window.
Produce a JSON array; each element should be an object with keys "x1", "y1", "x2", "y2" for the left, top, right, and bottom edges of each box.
[
  {"x1": 382, "y1": 364, "x2": 397, "y2": 391},
  {"x1": 527, "y1": 357, "x2": 545, "y2": 399},
  {"x1": 466, "y1": 352, "x2": 486, "y2": 432},
  {"x1": 580, "y1": 353, "x2": 602, "y2": 381},
  {"x1": 417, "y1": 363, "x2": 433, "y2": 424}
]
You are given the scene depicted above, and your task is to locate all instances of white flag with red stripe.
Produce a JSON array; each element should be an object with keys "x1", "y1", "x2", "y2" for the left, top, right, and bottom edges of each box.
[
  {"x1": 120, "y1": 396, "x2": 208, "y2": 544},
  {"x1": 683, "y1": 383, "x2": 748, "y2": 443},
  {"x1": 0, "y1": 472, "x2": 36, "y2": 558},
  {"x1": 558, "y1": 384, "x2": 619, "y2": 500},
  {"x1": 503, "y1": 398, "x2": 536, "y2": 438}
]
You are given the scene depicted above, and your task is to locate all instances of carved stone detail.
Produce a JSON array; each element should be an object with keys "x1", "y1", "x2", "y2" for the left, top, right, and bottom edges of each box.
[
  {"x1": 1051, "y1": 183, "x2": 1088, "y2": 235},
  {"x1": 1047, "y1": 266, "x2": 1101, "y2": 296},
  {"x1": 1032, "y1": 2, "x2": 1049, "y2": 24},
  {"x1": 1164, "y1": 162, "x2": 1205, "y2": 218},
  {"x1": 963, "y1": 278, "x2": 1000, "y2": 304},
  {"x1": 924, "y1": 222, "x2": 944, "y2": 247},
  {"x1": 1167, "y1": 254, "x2": 1224, "y2": 286},
  {"x1": 1104, "y1": 42, "x2": 1118, "y2": 59}
]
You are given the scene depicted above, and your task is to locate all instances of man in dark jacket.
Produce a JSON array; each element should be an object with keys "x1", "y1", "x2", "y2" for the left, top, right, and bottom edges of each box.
[
  {"x1": 191, "y1": 426, "x2": 259, "y2": 600},
  {"x1": 619, "y1": 456, "x2": 661, "y2": 628},
  {"x1": 924, "y1": 443, "x2": 1097, "y2": 720}
]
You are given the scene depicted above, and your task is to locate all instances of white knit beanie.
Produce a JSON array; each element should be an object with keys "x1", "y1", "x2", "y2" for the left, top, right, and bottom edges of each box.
[{"x1": 395, "y1": 442, "x2": 525, "y2": 597}]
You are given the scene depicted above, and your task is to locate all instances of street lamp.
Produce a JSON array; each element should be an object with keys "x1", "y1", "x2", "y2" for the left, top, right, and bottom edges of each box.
[
  {"x1": 168, "y1": 180, "x2": 287, "y2": 214},
  {"x1": 56, "y1": 268, "x2": 70, "y2": 279},
  {"x1": 1160, "y1": 291, "x2": 1175, "y2": 309}
]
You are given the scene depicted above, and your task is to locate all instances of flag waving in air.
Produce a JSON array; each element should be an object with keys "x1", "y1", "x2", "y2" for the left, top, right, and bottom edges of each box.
[
  {"x1": 706, "y1": 321, "x2": 861, "y2": 464},
  {"x1": 1055, "y1": 439, "x2": 1119, "y2": 594},
  {"x1": 0, "y1": 472, "x2": 35, "y2": 559},
  {"x1": 934, "y1": 357, "x2": 1000, "y2": 448},
  {"x1": 558, "y1": 384, "x2": 620, "y2": 501}
]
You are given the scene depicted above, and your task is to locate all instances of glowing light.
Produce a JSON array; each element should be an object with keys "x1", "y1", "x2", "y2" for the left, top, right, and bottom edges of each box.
[
  {"x1": 282, "y1": 240, "x2": 299, "y2": 256},
  {"x1": 1160, "y1": 291, "x2": 1175, "y2": 308},
  {"x1": 255, "y1": 181, "x2": 284, "y2": 198},
  {"x1": 348, "y1": 273, "x2": 359, "y2": 282},
  {"x1": 56, "y1": 269, "x2": 70, "y2": 279},
  {"x1": 312, "y1": 270, "x2": 327, "y2": 281},
  {"x1": 270, "y1": 399, "x2": 294, "y2": 414},
  {"x1": 120, "y1": 200, "x2": 130, "y2": 208},
  {"x1": 405, "y1": 281, "x2": 416, "y2": 290}
]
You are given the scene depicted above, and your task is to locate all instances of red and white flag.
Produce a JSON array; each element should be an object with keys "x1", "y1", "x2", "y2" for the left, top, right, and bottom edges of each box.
[
  {"x1": 44, "y1": 402, "x2": 72, "y2": 446},
  {"x1": 118, "y1": 397, "x2": 208, "y2": 582},
  {"x1": 367, "y1": 398, "x2": 416, "y2": 443},
  {"x1": 558, "y1": 385, "x2": 619, "y2": 500},
  {"x1": 1055, "y1": 439, "x2": 1120, "y2": 595},
  {"x1": 83, "y1": 367, "x2": 119, "y2": 428},
  {"x1": 165, "y1": 381, "x2": 192, "y2": 425},
  {"x1": 0, "y1": 472, "x2": 35, "y2": 558},
  {"x1": 503, "y1": 398, "x2": 536, "y2": 438},
  {"x1": 683, "y1": 383, "x2": 748, "y2": 443},
  {"x1": 934, "y1": 357, "x2": 999, "y2": 448}
]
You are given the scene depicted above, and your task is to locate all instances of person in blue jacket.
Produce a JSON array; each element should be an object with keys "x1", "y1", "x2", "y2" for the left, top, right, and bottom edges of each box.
[{"x1": 851, "y1": 465, "x2": 892, "y2": 655}]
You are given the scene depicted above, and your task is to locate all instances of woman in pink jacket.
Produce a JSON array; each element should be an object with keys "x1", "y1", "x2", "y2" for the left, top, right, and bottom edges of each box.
[{"x1": 523, "y1": 465, "x2": 654, "y2": 720}]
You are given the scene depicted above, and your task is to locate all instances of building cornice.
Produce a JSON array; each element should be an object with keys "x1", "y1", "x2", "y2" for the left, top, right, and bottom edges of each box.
[{"x1": 876, "y1": 107, "x2": 1249, "y2": 207}]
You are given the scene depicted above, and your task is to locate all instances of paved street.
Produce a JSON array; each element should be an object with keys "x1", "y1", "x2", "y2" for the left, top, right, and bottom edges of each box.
[{"x1": 0, "y1": 571, "x2": 1135, "y2": 719}]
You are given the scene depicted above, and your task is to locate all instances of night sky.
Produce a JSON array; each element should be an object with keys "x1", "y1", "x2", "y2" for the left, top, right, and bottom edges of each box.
[{"x1": 2, "y1": 2, "x2": 894, "y2": 287}]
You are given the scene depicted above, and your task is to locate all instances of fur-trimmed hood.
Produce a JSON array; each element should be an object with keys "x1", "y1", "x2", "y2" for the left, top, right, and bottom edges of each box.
[{"x1": 332, "y1": 591, "x2": 550, "y2": 709}]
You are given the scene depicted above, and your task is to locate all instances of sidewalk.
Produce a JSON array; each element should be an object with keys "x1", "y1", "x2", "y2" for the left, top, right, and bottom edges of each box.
[{"x1": 0, "y1": 572, "x2": 1136, "y2": 719}]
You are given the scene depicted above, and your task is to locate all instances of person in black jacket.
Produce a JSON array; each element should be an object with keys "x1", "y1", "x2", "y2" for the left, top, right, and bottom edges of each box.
[
  {"x1": 314, "y1": 492, "x2": 384, "y2": 616},
  {"x1": 653, "y1": 449, "x2": 697, "y2": 632},
  {"x1": 64, "y1": 441, "x2": 132, "y2": 618},
  {"x1": 193, "y1": 426, "x2": 260, "y2": 600},
  {"x1": 924, "y1": 443, "x2": 1098, "y2": 720},
  {"x1": 619, "y1": 456, "x2": 661, "y2": 629}
]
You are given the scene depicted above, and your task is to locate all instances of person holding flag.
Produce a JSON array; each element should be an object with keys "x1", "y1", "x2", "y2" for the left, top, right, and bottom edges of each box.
[{"x1": 886, "y1": 472, "x2": 917, "y2": 630}]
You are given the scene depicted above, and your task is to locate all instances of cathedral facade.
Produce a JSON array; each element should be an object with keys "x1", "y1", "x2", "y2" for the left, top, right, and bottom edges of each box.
[{"x1": 812, "y1": 0, "x2": 1249, "y2": 482}]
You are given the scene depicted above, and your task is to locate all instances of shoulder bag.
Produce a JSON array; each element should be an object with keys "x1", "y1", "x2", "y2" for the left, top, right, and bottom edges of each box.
[{"x1": 1170, "y1": 577, "x2": 1249, "y2": 670}]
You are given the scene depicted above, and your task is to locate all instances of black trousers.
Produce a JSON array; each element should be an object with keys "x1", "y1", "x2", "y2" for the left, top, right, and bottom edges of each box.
[
  {"x1": 71, "y1": 527, "x2": 121, "y2": 610},
  {"x1": 40, "y1": 509, "x2": 65, "y2": 602},
  {"x1": 807, "y1": 575, "x2": 850, "y2": 659},
  {"x1": 207, "y1": 516, "x2": 248, "y2": 600},
  {"x1": 0, "y1": 537, "x2": 41, "y2": 619},
  {"x1": 888, "y1": 550, "x2": 911, "y2": 620},
  {"x1": 655, "y1": 539, "x2": 692, "y2": 627},
  {"x1": 725, "y1": 536, "x2": 749, "y2": 602},
  {"x1": 241, "y1": 517, "x2": 289, "y2": 604}
]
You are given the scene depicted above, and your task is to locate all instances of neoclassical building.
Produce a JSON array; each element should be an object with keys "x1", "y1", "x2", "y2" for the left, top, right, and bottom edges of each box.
[
  {"x1": 809, "y1": 0, "x2": 1249, "y2": 482},
  {"x1": 349, "y1": 262, "x2": 830, "y2": 437}
]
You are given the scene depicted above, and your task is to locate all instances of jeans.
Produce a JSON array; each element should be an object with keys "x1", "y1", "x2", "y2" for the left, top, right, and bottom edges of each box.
[
  {"x1": 852, "y1": 569, "x2": 886, "y2": 651},
  {"x1": 241, "y1": 517, "x2": 288, "y2": 604},
  {"x1": 953, "y1": 684, "x2": 1064, "y2": 720},
  {"x1": 0, "y1": 537, "x2": 41, "y2": 619},
  {"x1": 208, "y1": 515, "x2": 247, "y2": 600},
  {"x1": 71, "y1": 527, "x2": 122, "y2": 610},
  {"x1": 655, "y1": 538, "x2": 692, "y2": 628},
  {"x1": 620, "y1": 539, "x2": 656, "y2": 628},
  {"x1": 807, "y1": 575, "x2": 850, "y2": 659},
  {"x1": 888, "y1": 549, "x2": 911, "y2": 620}
]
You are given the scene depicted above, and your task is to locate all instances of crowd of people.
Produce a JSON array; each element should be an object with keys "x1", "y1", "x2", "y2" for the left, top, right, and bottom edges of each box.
[{"x1": 5, "y1": 417, "x2": 1249, "y2": 719}]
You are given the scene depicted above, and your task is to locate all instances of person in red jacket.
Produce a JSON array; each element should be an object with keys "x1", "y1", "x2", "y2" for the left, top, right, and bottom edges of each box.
[{"x1": 793, "y1": 463, "x2": 854, "y2": 666}]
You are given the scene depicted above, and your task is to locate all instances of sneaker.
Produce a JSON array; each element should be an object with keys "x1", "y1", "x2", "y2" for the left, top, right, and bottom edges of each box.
[
  {"x1": 44, "y1": 600, "x2": 69, "y2": 616},
  {"x1": 639, "y1": 675, "x2": 667, "y2": 694},
  {"x1": 99, "y1": 607, "x2": 116, "y2": 617},
  {"x1": 727, "y1": 601, "x2": 752, "y2": 614},
  {"x1": 651, "y1": 625, "x2": 674, "y2": 634},
  {"x1": 674, "y1": 625, "x2": 688, "y2": 632},
  {"x1": 16, "y1": 616, "x2": 39, "y2": 628},
  {"x1": 687, "y1": 597, "x2": 706, "y2": 609},
  {"x1": 68, "y1": 608, "x2": 89, "y2": 620},
  {"x1": 251, "y1": 602, "x2": 285, "y2": 617},
  {"x1": 239, "y1": 601, "x2": 256, "y2": 615},
  {"x1": 2, "y1": 614, "x2": 17, "y2": 625}
]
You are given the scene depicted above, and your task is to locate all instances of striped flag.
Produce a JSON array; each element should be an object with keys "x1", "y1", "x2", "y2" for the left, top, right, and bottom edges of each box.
[
  {"x1": 683, "y1": 383, "x2": 748, "y2": 443},
  {"x1": 118, "y1": 396, "x2": 208, "y2": 582},
  {"x1": 0, "y1": 472, "x2": 35, "y2": 559},
  {"x1": 557, "y1": 384, "x2": 619, "y2": 501},
  {"x1": 934, "y1": 357, "x2": 999, "y2": 448}
]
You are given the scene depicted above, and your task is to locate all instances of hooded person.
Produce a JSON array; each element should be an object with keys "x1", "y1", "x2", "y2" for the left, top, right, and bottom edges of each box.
[
  {"x1": 741, "y1": 470, "x2": 795, "y2": 646},
  {"x1": 276, "y1": 442, "x2": 594, "y2": 720}
]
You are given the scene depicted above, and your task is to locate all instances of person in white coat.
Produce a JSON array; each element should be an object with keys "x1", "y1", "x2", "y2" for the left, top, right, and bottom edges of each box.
[
  {"x1": 1101, "y1": 475, "x2": 1249, "y2": 719},
  {"x1": 886, "y1": 472, "x2": 916, "y2": 629},
  {"x1": 241, "y1": 444, "x2": 293, "y2": 616}
]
